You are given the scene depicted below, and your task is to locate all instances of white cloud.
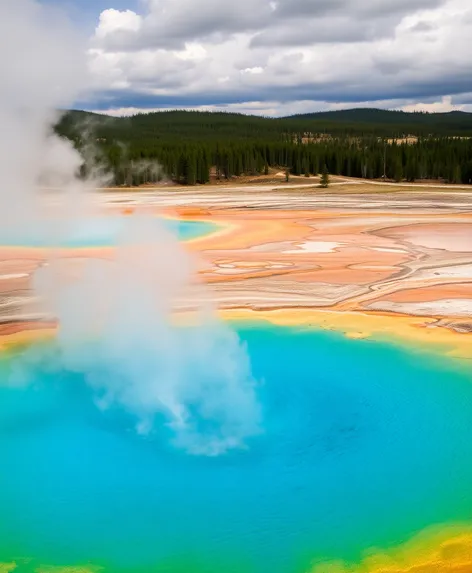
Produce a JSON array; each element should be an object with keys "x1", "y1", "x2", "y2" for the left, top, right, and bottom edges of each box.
[
  {"x1": 84, "y1": 0, "x2": 472, "y2": 115},
  {"x1": 240, "y1": 67, "x2": 264, "y2": 75},
  {"x1": 176, "y1": 43, "x2": 207, "y2": 61},
  {"x1": 400, "y1": 95, "x2": 461, "y2": 113},
  {"x1": 95, "y1": 8, "x2": 142, "y2": 39}
]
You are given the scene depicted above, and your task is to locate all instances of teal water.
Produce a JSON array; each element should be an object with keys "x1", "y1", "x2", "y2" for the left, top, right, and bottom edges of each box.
[
  {"x1": 0, "y1": 216, "x2": 216, "y2": 247},
  {"x1": 1, "y1": 325, "x2": 472, "y2": 572}
]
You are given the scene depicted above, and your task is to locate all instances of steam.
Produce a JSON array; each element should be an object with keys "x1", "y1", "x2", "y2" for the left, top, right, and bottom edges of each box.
[
  {"x1": 2, "y1": 0, "x2": 261, "y2": 455},
  {"x1": 0, "y1": 0, "x2": 86, "y2": 220}
]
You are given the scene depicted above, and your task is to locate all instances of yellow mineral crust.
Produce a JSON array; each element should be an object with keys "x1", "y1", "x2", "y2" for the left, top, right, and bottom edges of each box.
[{"x1": 311, "y1": 526, "x2": 472, "y2": 573}]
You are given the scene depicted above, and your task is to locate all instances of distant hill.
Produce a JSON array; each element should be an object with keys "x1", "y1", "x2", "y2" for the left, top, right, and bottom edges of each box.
[
  {"x1": 285, "y1": 108, "x2": 469, "y2": 122},
  {"x1": 284, "y1": 108, "x2": 472, "y2": 133},
  {"x1": 56, "y1": 107, "x2": 472, "y2": 141}
]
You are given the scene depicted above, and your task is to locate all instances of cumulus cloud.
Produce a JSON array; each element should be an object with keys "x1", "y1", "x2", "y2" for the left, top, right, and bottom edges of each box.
[
  {"x1": 401, "y1": 95, "x2": 459, "y2": 112},
  {"x1": 93, "y1": 0, "x2": 269, "y2": 50},
  {"x1": 95, "y1": 8, "x2": 142, "y2": 39},
  {"x1": 94, "y1": 0, "x2": 449, "y2": 49},
  {"x1": 81, "y1": 0, "x2": 472, "y2": 115}
]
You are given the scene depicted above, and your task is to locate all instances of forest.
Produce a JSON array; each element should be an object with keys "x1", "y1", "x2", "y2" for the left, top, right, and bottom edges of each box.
[{"x1": 55, "y1": 108, "x2": 472, "y2": 186}]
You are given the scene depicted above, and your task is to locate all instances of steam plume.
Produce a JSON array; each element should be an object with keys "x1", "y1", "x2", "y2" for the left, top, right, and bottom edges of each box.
[{"x1": 2, "y1": 0, "x2": 261, "y2": 455}]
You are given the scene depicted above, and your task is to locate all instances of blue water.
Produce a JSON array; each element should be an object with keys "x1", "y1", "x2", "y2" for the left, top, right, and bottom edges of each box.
[
  {"x1": 0, "y1": 216, "x2": 215, "y2": 247},
  {"x1": 1, "y1": 325, "x2": 472, "y2": 572}
]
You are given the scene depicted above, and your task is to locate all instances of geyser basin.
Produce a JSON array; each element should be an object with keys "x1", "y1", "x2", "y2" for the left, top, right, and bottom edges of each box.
[
  {"x1": 0, "y1": 215, "x2": 216, "y2": 247},
  {"x1": 1, "y1": 325, "x2": 472, "y2": 573}
]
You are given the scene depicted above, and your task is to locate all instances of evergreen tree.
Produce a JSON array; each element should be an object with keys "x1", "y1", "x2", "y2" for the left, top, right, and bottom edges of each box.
[{"x1": 320, "y1": 165, "x2": 330, "y2": 188}]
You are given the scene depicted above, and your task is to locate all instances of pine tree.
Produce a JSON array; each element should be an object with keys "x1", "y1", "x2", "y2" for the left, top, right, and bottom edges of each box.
[{"x1": 320, "y1": 165, "x2": 329, "y2": 188}]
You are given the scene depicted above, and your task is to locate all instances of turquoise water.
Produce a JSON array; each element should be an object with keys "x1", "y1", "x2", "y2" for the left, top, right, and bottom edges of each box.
[
  {"x1": 0, "y1": 216, "x2": 215, "y2": 247},
  {"x1": 1, "y1": 325, "x2": 472, "y2": 572}
]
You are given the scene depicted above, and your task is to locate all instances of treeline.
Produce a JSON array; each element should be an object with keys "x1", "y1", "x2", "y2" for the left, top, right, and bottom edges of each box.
[
  {"x1": 101, "y1": 137, "x2": 472, "y2": 186},
  {"x1": 56, "y1": 110, "x2": 472, "y2": 186}
]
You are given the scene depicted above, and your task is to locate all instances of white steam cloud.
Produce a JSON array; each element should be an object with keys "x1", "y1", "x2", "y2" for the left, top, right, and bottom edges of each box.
[
  {"x1": 0, "y1": 0, "x2": 87, "y2": 224},
  {"x1": 2, "y1": 0, "x2": 261, "y2": 455}
]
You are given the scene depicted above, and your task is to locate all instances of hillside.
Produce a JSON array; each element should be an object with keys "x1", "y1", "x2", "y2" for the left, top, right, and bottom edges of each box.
[
  {"x1": 285, "y1": 108, "x2": 472, "y2": 135},
  {"x1": 56, "y1": 108, "x2": 472, "y2": 141},
  {"x1": 54, "y1": 108, "x2": 472, "y2": 187}
]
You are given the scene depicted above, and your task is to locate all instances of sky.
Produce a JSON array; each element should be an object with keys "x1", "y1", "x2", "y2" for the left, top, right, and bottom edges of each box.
[{"x1": 39, "y1": 0, "x2": 472, "y2": 116}]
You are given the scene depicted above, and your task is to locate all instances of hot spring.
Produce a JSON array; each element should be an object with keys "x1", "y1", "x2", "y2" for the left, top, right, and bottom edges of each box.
[
  {"x1": 1, "y1": 322, "x2": 472, "y2": 572},
  {"x1": 1, "y1": 3, "x2": 472, "y2": 567},
  {"x1": 0, "y1": 215, "x2": 217, "y2": 247}
]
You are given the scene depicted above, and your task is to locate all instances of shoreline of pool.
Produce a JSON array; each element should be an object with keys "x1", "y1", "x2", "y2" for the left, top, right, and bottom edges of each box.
[
  {"x1": 220, "y1": 308, "x2": 472, "y2": 362},
  {"x1": 311, "y1": 523, "x2": 472, "y2": 573},
  {"x1": 1, "y1": 307, "x2": 471, "y2": 365}
]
